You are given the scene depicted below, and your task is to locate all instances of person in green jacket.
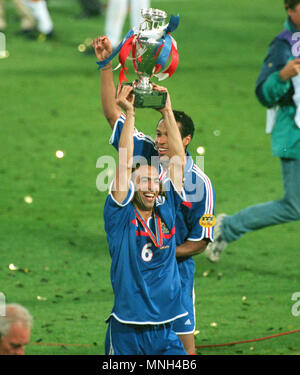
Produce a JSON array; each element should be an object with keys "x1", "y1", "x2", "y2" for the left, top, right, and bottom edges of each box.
[{"x1": 205, "y1": 0, "x2": 300, "y2": 262}]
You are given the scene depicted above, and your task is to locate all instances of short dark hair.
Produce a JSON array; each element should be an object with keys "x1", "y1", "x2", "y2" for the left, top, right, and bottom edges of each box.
[
  {"x1": 131, "y1": 156, "x2": 159, "y2": 174},
  {"x1": 284, "y1": 0, "x2": 300, "y2": 10},
  {"x1": 173, "y1": 110, "x2": 195, "y2": 139}
]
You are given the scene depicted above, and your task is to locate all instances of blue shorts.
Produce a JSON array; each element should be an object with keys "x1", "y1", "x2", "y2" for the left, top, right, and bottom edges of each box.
[
  {"x1": 173, "y1": 259, "x2": 195, "y2": 335},
  {"x1": 105, "y1": 316, "x2": 187, "y2": 355}
]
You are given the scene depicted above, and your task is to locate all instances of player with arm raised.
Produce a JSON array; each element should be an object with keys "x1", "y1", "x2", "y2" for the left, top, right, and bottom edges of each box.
[
  {"x1": 103, "y1": 84, "x2": 188, "y2": 355},
  {"x1": 94, "y1": 35, "x2": 215, "y2": 355}
]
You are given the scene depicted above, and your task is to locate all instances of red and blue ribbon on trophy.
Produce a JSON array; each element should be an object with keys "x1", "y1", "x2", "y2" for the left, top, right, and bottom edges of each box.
[{"x1": 97, "y1": 14, "x2": 180, "y2": 84}]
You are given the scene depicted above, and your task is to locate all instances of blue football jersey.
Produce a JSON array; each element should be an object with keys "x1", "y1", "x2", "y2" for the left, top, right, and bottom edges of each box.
[
  {"x1": 108, "y1": 114, "x2": 215, "y2": 333},
  {"x1": 110, "y1": 112, "x2": 159, "y2": 161},
  {"x1": 109, "y1": 114, "x2": 215, "y2": 249},
  {"x1": 104, "y1": 180, "x2": 188, "y2": 324}
]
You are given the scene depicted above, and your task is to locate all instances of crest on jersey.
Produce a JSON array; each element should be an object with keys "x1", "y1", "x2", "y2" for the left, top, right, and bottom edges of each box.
[
  {"x1": 199, "y1": 214, "x2": 216, "y2": 228},
  {"x1": 161, "y1": 221, "x2": 170, "y2": 234}
]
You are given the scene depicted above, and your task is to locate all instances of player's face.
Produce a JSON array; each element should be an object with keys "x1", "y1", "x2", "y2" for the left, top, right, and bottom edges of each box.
[
  {"x1": 155, "y1": 120, "x2": 169, "y2": 159},
  {"x1": 0, "y1": 324, "x2": 30, "y2": 355},
  {"x1": 133, "y1": 165, "x2": 160, "y2": 211},
  {"x1": 288, "y1": 4, "x2": 300, "y2": 29},
  {"x1": 155, "y1": 120, "x2": 189, "y2": 160}
]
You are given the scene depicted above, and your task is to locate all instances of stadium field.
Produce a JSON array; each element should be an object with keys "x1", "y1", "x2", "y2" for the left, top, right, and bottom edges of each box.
[{"x1": 0, "y1": 0, "x2": 299, "y2": 355}]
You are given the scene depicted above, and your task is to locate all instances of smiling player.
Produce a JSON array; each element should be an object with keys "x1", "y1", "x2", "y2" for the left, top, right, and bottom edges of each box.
[
  {"x1": 104, "y1": 84, "x2": 188, "y2": 355},
  {"x1": 94, "y1": 35, "x2": 215, "y2": 355}
]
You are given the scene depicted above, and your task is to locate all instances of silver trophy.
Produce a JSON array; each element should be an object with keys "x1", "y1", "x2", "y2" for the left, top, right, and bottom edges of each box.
[{"x1": 127, "y1": 8, "x2": 174, "y2": 108}]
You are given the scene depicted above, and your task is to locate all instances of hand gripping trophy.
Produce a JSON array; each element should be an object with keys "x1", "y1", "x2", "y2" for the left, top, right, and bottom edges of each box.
[{"x1": 97, "y1": 8, "x2": 180, "y2": 108}]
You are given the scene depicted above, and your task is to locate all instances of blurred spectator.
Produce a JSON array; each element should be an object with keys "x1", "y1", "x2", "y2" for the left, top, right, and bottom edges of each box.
[
  {"x1": 105, "y1": 0, "x2": 150, "y2": 48},
  {"x1": 0, "y1": 304, "x2": 33, "y2": 355},
  {"x1": 23, "y1": 0, "x2": 54, "y2": 37},
  {"x1": 0, "y1": 0, "x2": 5, "y2": 31},
  {"x1": 205, "y1": 0, "x2": 300, "y2": 263},
  {"x1": 0, "y1": 0, "x2": 36, "y2": 33},
  {"x1": 79, "y1": 0, "x2": 149, "y2": 55},
  {"x1": 77, "y1": 0, "x2": 103, "y2": 19}
]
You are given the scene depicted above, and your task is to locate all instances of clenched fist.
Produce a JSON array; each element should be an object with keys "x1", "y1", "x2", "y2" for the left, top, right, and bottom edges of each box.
[{"x1": 92, "y1": 36, "x2": 113, "y2": 66}]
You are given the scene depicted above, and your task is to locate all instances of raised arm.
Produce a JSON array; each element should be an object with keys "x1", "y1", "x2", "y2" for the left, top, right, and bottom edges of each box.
[
  {"x1": 111, "y1": 85, "x2": 135, "y2": 204},
  {"x1": 154, "y1": 84, "x2": 186, "y2": 193},
  {"x1": 93, "y1": 36, "x2": 122, "y2": 128}
]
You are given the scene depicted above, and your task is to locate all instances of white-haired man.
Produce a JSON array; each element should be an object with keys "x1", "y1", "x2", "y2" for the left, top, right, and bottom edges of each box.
[{"x1": 0, "y1": 303, "x2": 32, "y2": 355}]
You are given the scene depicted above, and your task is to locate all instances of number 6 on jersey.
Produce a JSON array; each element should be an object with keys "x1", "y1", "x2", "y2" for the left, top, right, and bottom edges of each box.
[{"x1": 141, "y1": 242, "x2": 153, "y2": 262}]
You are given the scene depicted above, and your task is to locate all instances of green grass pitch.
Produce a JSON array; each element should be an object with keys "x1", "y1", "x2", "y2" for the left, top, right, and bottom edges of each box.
[{"x1": 0, "y1": 0, "x2": 299, "y2": 355}]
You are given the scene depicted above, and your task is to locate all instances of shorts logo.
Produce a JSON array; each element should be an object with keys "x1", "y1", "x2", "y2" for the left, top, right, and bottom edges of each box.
[
  {"x1": 184, "y1": 319, "x2": 192, "y2": 325},
  {"x1": 199, "y1": 214, "x2": 216, "y2": 228}
]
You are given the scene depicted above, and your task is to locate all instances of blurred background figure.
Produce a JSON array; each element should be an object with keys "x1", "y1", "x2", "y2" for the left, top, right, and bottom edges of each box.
[
  {"x1": 77, "y1": 0, "x2": 103, "y2": 19},
  {"x1": 0, "y1": 304, "x2": 33, "y2": 355},
  {"x1": 105, "y1": 0, "x2": 150, "y2": 49},
  {"x1": 0, "y1": 0, "x2": 36, "y2": 34},
  {"x1": 23, "y1": 0, "x2": 54, "y2": 37},
  {"x1": 80, "y1": 0, "x2": 149, "y2": 55},
  {"x1": 0, "y1": 0, "x2": 5, "y2": 31},
  {"x1": 205, "y1": 0, "x2": 300, "y2": 263}
]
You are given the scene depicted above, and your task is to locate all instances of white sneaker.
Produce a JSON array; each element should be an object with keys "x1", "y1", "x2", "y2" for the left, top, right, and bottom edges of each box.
[{"x1": 205, "y1": 213, "x2": 228, "y2": 263}]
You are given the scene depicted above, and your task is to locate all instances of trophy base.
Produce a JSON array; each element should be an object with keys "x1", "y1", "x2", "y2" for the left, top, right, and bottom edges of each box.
[{"x1": 123, "y1": 83, "x2": 167, "y2": 109}]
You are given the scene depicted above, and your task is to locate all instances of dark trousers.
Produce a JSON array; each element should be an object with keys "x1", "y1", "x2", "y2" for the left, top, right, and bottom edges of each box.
[{"x1": 78, "y1": 0, "x2": 102, "y2": 16}]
